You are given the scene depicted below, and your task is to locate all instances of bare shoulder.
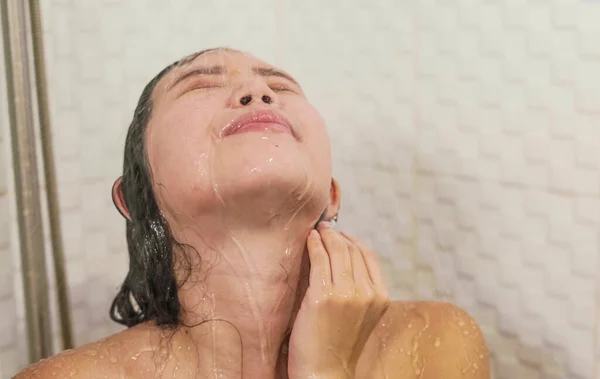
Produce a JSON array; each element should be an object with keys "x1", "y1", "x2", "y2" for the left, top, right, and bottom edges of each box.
[
  {"x1": 403, "y1": 301, "x2": 489, "y2": 378},
  {"x1": 357, "y1": 301, "x2": 490, "y2": 379},
  {"x1": 13, "y1": 324, "x2": 163, "y2": 379}
]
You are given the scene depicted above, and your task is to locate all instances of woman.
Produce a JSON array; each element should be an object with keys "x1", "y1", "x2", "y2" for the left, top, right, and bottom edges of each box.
[{"x1": 16, "y1": 48, "x2": 489, "y2": 379}]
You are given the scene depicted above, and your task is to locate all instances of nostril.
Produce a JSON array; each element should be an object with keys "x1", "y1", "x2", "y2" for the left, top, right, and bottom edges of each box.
[
  {"x1": 262, "y1": 95, "x2": 272, "y2": 104},
  {"x1": 240, "y1": 95, "x2": 252, "y2": 106}
]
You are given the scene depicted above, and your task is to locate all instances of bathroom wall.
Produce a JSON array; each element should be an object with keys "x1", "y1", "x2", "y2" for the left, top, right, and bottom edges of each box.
[{"x1": 0, "y1": 0, "x2": 598, "y2": 378}]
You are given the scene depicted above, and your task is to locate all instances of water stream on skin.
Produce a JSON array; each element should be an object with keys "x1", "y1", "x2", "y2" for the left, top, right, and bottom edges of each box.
[
  {"x1": 231, "y1": 235, "x2": 270, "y2": 361},
  {"x1": 410, "y1": 309, "x2": 430, "y2": 378}
]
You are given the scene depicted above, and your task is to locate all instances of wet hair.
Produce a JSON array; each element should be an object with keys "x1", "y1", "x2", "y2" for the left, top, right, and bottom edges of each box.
[{"x1": 109, "y1": 48, "x2": 220, "y2": 328}]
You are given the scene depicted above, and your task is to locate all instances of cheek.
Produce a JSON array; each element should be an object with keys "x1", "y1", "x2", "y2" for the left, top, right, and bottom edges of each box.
[
  {"x1": 146, "y1": 104, "x2": 217, "y2": 207},
  {"x1": 290, "y1": 102, "x2": 332, "y2": 171}
]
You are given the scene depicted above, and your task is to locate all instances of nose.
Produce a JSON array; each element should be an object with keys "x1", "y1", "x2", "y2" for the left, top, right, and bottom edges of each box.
[{"x1": 230, "y1": 78, "x2": 277, "y2": 108}]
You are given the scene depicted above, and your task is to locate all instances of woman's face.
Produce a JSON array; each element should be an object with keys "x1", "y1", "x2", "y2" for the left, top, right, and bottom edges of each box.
[{"x1": 145, "y1": 49, "x2": 333, "y2": 223}]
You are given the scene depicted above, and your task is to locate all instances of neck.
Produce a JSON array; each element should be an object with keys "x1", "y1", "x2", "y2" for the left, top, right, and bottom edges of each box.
[{"x1": 172, "y1": 220, "x2": 311, "y2": 378}]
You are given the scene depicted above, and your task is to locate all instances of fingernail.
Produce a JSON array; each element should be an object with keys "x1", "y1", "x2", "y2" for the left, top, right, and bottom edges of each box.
[
  {"x1": 309, "y1": 229, "x2": 320, "y2": 239},
  {"x1": 318, "y1": 221, "x2": 330, "y2": 229}
]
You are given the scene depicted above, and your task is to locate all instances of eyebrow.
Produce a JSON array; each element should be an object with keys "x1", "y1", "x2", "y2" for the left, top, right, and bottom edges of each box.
[
  {"x1": 168, "y1": 66, "x2": 224, "y2": 91},
  {"x1": 168, "y1": 65, "x2": 300, "y2": 91},
  {"x1": 252, "y1": 67, "x2": 299, "y2": 86}
]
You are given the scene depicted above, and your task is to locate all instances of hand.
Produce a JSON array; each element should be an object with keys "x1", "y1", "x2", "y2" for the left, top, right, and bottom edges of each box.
[{"x1": 287, "y1": 223, "x2": 391, "y2": 379}]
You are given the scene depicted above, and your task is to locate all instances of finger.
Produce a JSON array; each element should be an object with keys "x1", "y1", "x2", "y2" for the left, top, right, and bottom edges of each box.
[
  {"x1": 318, "y1": 222, "x2": 352, "y2": 285},
  {"x1": 306, "y1": 229, "x2": 332, "y2": 287},
  {"x1": 340, "y1": 234, "x2": 371, "y2": 287},
  {"x1": 340, "y1": 231, "x2": 387, "y2": 292}
]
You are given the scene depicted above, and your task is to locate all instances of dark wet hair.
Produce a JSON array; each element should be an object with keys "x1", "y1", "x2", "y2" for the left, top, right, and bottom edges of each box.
[{"x1": 109, "y1": 49, "x2": 220, "y2": 328}]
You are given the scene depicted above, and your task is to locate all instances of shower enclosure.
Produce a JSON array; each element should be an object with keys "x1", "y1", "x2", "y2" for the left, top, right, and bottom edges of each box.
[
  {"x1": 0, "y1": 0, "x2": 72, "y2": 364},
  {"x1": 0, "y1": 1, "x2": 599, "y2": 378}
]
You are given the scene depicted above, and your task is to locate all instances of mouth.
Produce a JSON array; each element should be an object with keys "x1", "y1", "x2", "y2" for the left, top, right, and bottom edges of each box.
[{"x1": 221, "y1": 109, "x2": 295, "y2": 138}]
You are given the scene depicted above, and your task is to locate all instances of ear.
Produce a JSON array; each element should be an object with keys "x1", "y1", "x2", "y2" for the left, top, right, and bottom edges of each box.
[
  {"x1": 322, "y1": 178, "x2": 341, "y2": 221},
  {"x1": 112, "y1": 177, "x2": 131, "y2": 221}
]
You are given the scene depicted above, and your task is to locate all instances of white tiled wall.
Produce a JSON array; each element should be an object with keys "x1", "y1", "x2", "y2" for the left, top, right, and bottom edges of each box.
[{"x1": 0, "y1": 1, "x2": 598, "y2": 378}]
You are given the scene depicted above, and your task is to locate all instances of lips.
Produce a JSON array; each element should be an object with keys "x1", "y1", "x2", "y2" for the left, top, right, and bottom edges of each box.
[{"x1": 222, "y1": 109, "x2": 294, "y2": 138}]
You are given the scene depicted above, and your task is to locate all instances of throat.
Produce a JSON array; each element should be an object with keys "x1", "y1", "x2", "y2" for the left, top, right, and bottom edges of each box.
[
  {"x1": 178, "y1": 291, "x2": 298, "y2": 378},
  {"x1": 174, "y1": 238, "x2": 310, "y2": 378}
]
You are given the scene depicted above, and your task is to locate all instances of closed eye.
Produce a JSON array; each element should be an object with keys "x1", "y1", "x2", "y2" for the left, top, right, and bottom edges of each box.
[
  {"x1": 184, "y1": 81, "x2": 226, "y2": 93},
  {"x1": 269, "y1": 84, "x2": 295, "y2": 93}
]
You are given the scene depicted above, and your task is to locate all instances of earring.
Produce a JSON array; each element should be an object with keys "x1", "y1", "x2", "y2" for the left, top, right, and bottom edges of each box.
[{"x1": 325, "y1": 214, "x2": 338, "y2": 228}]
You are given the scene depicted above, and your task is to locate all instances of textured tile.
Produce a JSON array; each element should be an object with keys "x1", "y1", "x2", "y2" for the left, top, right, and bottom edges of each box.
[{"x1": 0, "y1": 1, "x2": 599, "y2": 378}]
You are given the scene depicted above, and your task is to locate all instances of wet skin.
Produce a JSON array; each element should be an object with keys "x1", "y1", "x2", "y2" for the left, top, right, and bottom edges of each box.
[
  {"x1": 14, "y1": 49, "x2": 489, "y2": 379},
  {"x1": 14, "y1": 301, "x2": 489, "y2": 379}
]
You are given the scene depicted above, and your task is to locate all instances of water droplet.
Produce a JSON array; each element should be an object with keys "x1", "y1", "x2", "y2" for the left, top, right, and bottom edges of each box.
[
  {"x1": 415, "y1": 368, "x2": 421, "y2": 375},
  {"x1": 434, "y1": 337, "x2": 441, "y2": 347},
  {"x1": 458, "y1": 319, "x2": 465, "y2": 327},
  {"x1": 408, "y1": 323, "x2": 413, "y2": 328},
  {"x1": 479, "y1": 354, "x2": 484, "y2": 359},
  {"x1": 109, "y1": 356, "x2": 118, "y2": 363},
  {"x1": 473, "y1": 363, "x2": 479, "y2": 369},
  {"x1": 463, "y1": 330, "x2": 469, "y2": 336}
]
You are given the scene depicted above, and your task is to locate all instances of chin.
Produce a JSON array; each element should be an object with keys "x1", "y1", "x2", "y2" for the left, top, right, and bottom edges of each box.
[
  {"x1": 170, "y1": 133, "x2": 331, "y2": 223},
  {"x1": 215, "y1": 133, "x2": 310, "y2": 186},
  {"x1": 223, "y1": 162, "x2": 320, "y2": 203},
  {"x1": 213, "y1": 148, "x2": 329, "y2": 223}
]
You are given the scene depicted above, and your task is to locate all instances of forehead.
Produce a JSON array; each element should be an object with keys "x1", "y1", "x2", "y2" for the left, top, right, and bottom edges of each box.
[{"x1": 182, "y1": 49, "x2": 268, "y2": 69}]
